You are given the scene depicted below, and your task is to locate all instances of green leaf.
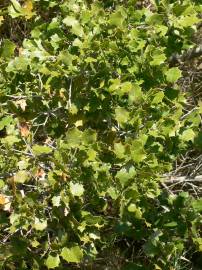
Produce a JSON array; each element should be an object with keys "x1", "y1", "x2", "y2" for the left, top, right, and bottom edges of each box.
[
  {"x1": 109, "y1": 8, "x2": 126, "y2": 27},
  {"x1": 65, "y1": 128, "x2": 83, "y2": 148},
  {"x1": 107, "y1": 187, "x2": 119, "y2": 200},
  {"x1": 8, "y1": 0, "x2": 34, "y2": 19},
  {"x1": 164, "y1": 221, "x2": 178, "y2": 227},
  {"x1": 128, "y1": 84, "x2": 143, "y2": 104},
  {"x1": 116, "y1": 167, "x2": 136, "y2": 186},
  {"x1": 1, "y1": 40, "x2": 16, "y2": 58},
  {"x1": 33, "y1": 218, "x2": 47, "y2": 231},
  {"x1": 32, "y1": 145, "x2": 52, "y2": 155},
  {"x1": 70, "y1": 182, "x2": 84, "y2": 197},
  {"x1": 6, "y1": 56, "x2": 30, "y2": 72},
  {"x1": 8, "y1": 0, "x2": 22, "y2": 18},
  {"x1": 45, "y1": 255, "x2": 60, "y2": 269},
  {"x1": 130, "y1": 140, "x2": 146, "y2": 163},
  {"x1": 114, "y1": 142, "x2": 125, "y2": 159},
  {"x1": 177, "y1": 15, "x2": 200, "y2": 28},
  {"x1": 14, "y1": 170, "x2": 29, "y2": 183},
  {"x1": 63, "y1": 16, "x2": 78, "y2": 26},
  {"x1": 192, "y1": 199, "x2": 202, "y2": 212},
  {"x1": 63, "y1": 16, "x2": 84, "y2": 37},
  {"x1": 121, "y1": 82, "x2": 133, "y2": 94},
  {"x1": 193, "y1": 238, "x2": 202, "y2": 252},
  {"x1": 72, "y1": 24, "x2": 84, "y2": 37},
  {"x1": 165, "y1": 67, "x2": 182, "y2": 83},
  {"x1": 0, "y1": 116, "x2": 13, "y2": 130},
  {"x1": 152, "y1": 92, "x2": 164, "y2": 104},
  {"x1": 128, "y1": 204, "x2": 142, "y2": 219},
  {"x1": 115, "y1": 107, "x2": 129, "y2": 125},
  {"x1": 61, "y1": 246, "x2": 83, "y2": 263},
  {"x1": 150, "y1": 53, "x2": 166, "y2": 66},
  {"x1": 128, "y1": 203, "x2": 137, "y2": 212},
  {"x1": 146, "y1": 13, "x2": 163, "y2": 25},
  {"x1": 181, "y1": 129, "x2": 195, "y2": 142},
  {"x1": 1, "y1": 134, "x2": 20, "y2": 146}
]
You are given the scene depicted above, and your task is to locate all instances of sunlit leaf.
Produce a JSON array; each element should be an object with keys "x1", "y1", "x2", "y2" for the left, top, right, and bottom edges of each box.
[
  {"x1": 61, "y1": 246, "x2": 83, "y2": 263},
  {"x1": 165, "y1": 67, "x2": 182, "y2": 83},
  {"x1": 14, "y1": 170, "x2": 29, "y2": 183},
  {"x1": 33, "y1": 218, "x2": 47, "y2": 231},
  {"x1": 70, "y1": 182, "x2": 84, "y2": 197},
  {"x1": 32, "y1": 145, "x2": 52, "y2": 155},
  {"x1": 45, "y1": 255, "x2": 60, "y2": 269}
]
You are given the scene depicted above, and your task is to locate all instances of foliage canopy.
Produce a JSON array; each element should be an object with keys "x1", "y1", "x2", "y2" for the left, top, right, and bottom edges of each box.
[{"x1": 0, "y1": 0, "x2": 202, "y2": 269}]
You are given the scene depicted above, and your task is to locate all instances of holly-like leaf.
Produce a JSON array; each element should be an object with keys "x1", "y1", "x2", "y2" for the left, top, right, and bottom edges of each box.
[
  {"x1": 1, "y1": 39, "x2": 16, "y2": 58},
  {"x1": 192, "y1": 199, "x2": 202, "y2": 212},
  {"x1": 70, "y1": 182, "x2": 84, "y2": 197},
  {"x1": 177, "y1": 15, "x2": 200, "y2": 28},
  {"x1": 114, "y1": 142, "x2": 125, "y2": 159},
  {"x1": 115, "y1": 107, "x2": 129, "y2": 125},
  {"x1": 45, "y1": 255, "x2": 60, "y2": 269},
  {"x1": 181, "y1": 129, "x2": 195, "y2": 142},
  {"x1": 32, "y1": 145, "x2": 52, "y2": 155},
  {"x1": 109, "y1": 8, "x2": 127, "y2": 27},
  {"x1": 0, "y1": 116, "x2": 13, "y2": 130},
  {"x1": 152, "y1": 92, "x2": 164, "y2": 104},
  {"x1": 14, "y1": 170, "x2": 29, "y2": 183},
  {"x1": 61, "y1": 246, "x2": 83, "y2": 263},
  {"x1": 130, "y1": 140, "x2": 146, "y2": 163},
  {"x1": 165, "y1": 67, "x2": 182, "y2": 83},
  {"x1": 52, "y1": 196, "x2": 61, "y2": 207},
  {"x1": 33, "y1": 218, "x2": 47, "y2": 231},
  {"x1": 150, "y1": 53, "x2": 166, "y2": 66},
  {"x1": 63, "y1": 16, "x2": 84, "y2": 37}
]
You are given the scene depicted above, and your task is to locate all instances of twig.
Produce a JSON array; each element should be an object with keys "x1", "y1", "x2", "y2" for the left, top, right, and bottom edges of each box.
[{"x1": 169, "y1": 45, "x2": 202, "y2": 66}]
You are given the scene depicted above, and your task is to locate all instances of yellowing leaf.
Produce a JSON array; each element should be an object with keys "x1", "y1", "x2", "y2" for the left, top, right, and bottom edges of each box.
[
  {"x1": 0, "y1": 16, "x2": 4, "y2": 25},
  {"x1": 128, "y1": 204, "x2": 142, "y2": 219},
  {"x1": 23, "y1": 0, "x2": 35, "y2": 19},
  {"x1": 0, "y1": 194, "x2": 11, "y2": 212},
  {"x1": 0, "y1": 194, "x2": 6, "y2": 205},
  {"x1": 87, "y1": 149, "x2": 97, "y2": 161},
  {"x1": 128, "y1": 203, "x2": 137, "y2": 212},
  {"x1": 9, "y1": 0, "x2": 34, "y2": 19},
  {"x1": 19, "y1": 122, "x2": 30, "y2": 137},
  {"x1": 75, "y1": 120, "x2": 83, "y2": 127},
  {"x1": 15, "y1": 99, "x2": 27, "y2": 111}
]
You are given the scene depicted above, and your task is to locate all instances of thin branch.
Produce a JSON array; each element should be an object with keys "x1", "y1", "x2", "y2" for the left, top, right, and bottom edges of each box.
[{"x1": 169, "y1": 45, "x2": 202, "y2": 66}]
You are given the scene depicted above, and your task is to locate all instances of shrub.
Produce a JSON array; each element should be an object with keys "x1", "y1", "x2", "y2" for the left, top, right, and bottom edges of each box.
[{"x1": 0, "y1": 0, "x2": 201, "y2": 269}]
